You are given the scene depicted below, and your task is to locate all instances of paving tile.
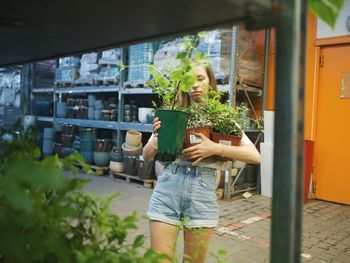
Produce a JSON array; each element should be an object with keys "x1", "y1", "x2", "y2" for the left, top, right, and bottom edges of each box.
[{"x1": 81, "y1": 174, "x2": 350, "y2": 263}]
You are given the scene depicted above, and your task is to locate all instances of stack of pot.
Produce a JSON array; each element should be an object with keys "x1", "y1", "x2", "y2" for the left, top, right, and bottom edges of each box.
[
  {"x1": 94, "y1": 99, "x2": 104, "y2": 120},
  {"x1": 42, "y1": 128, "x2": 55, "y2": 156},
  {"x1": 88, "y1": 95, "x2": 95, "y2": 120},
  {"x1": 93, "y1": 138, "x2": 114, "y2": 167},
  {"x1": 124, "y1": 101, "x2": 138, "y2": 122},
  {"x1": 62, "y1": 124, "x2": 76, "y2": 157},
  {"x1": 56, "y1": 102, "x2": 67, "y2": 118},
  {"x1": 79, "y1": 127, "x2": 96, "y2": 164},
  {"x1": 109, "y1": 147, "x2": 124, "y2": 173},
  {"x1": 122, "y1": 130, "x2": 143, "y2": 175}
]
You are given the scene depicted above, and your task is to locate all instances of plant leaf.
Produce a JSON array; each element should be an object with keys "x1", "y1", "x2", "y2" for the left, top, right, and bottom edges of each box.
[{"x1": 308, "y1": 0, "x2": 344, "y2": 28}]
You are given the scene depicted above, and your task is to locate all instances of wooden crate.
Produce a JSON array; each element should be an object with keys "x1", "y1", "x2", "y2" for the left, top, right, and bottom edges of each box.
[{"x1": 110, "y1": 172, "x2": 155, "y2": 189}]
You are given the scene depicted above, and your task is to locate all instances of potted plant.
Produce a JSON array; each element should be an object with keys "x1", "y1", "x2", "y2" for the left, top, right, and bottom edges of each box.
[
  {"x1": 211, "y1": 102, "x2": 243, "y2": 147},
  {"x1": 147, "y1": 35, "x2": 205, "y2": 155},
  {"x1": 184, "y1": 102, "x2": 213, "y2": 149}
]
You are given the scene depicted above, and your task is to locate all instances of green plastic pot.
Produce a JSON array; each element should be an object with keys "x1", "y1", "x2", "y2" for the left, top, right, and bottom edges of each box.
[{"x1": 155, "y1": 109, "x2": 189, "y2": 155}]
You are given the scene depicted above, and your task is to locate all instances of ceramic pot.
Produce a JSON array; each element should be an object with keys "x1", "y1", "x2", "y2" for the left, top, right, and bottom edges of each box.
[
  {"x1": 138, "y1": 107, "x2": 153, "y2": 124},
  {"x1": 94, "y1": 100, "x2": 104, "y2": 110},
  {"x1": 88, "y1": 106, "x2": 94, "y2": 120},
  {"x1": 62, "y1": 134, "x2": 75, "y2": 147},
  {"x1": 43, "y1": 128, "x2": 55, "y2": 140},
  {"x1": 56, "y1": 102, "x2": 67, "y2": 118},
  {"x1": 62, "y1": 147, "x2": 72, "y2": 158},
  {"x1": 136, "y1": 157, "x2": 155, "y2": 180},
  {"x1": 109, "y1": 161, "x2": 124, "y2": 173},
  {"x1": 125, "y1": 130, "x2": 142, "y2": 147},
  {"x1": 80, "y1": 138, "x2": 94, "y2": 151},
  {"x1": 81, "y1": 151, "x2": 93, "y2": 164},
  {"x1": 42, "y1": 139, "x2": 53, "y2": 156},
  {"x1": 123, "y1": 156, "x2": 137, "y2": 175},
  {"x1": 62, "y1": 124, "x2": 76, "y2": 135},
  {"x1": 93, "y1": 151, "x2": 110, "y2": 167},
  {"x1": 146, "y1": 112, "x2": 155, "y2": 124},
  {"x1": 122, "y1": 142, "x2": 143, "y2": 157},
  {"x1": 94, "y1": 139, "x2": 114, "y2": 152},
  {"x1": 88, "y1": 95, "x2": 96, "y2": 106},
  {"x1": 94, "y1": 109, "x2": 102, "y2": 120}
]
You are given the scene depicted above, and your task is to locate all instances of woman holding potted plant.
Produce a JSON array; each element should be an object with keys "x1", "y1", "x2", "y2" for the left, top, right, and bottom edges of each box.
[{"x1": 143, "y1": 63, "x2": 260, "y2": 262}]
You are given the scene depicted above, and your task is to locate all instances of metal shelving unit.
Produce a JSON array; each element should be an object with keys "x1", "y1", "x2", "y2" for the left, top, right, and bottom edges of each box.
[
  {"x1": 32, "y1": 88, "x2": 54, "y2": 93},
  {"x1": 119, "y1": 122, "x2": 153, "y2": 132},
  {"x1": 37, "y1": 116, "x2": 54, "y2": 122},
  {"x1": 55, "y1": 118, "x2": 118, "y2": 129},
  {"x1": 121, "y1": 87, "x2": 154, "y2": 94},
  {"x1": 55, "y1": 85, "x2": 119, "y2": 94}
]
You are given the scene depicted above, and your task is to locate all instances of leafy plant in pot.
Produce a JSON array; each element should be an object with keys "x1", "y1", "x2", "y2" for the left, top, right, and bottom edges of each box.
[
  {"x1": 147, "y1": 35, "x2": 205, "y2": 155},
  {"x1": 211, "y1": 102, "x2": 243, "y2": 147},
  {"x1": 184, "y1": 102, "x2": 213, "y2": 149}
]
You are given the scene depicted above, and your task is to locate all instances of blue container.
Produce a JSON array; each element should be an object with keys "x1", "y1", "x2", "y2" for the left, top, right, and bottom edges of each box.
[
  {"x1": 93, "y1": 151, "x2": 110, "y2": 167},
  {"x1": 53, "y1": 121, "x2": 63, "y2": 132},
  {"x1": 56, "y1": 102, "x2": 67, "y2": 118},
  {"x1": 80, "y1": 138, "x2": 93, "y2": 151},
  {"x1": 88, "y1": 107, "x2": 94, "y2": 120},
  {"x1": 62, "y1": 147, "x2": 72, "y2": 158},
  {"x1": 81, "y1": 151, "x2": 93, "y2": 164},
  {"x1": 36, "y1": 101, "x2": 52, "y2": 116},
  {"x1": 88, "y1": 95, "x2": 96, "y2": 107},
  {"x1": 43, "y1": 128, "x2": 55, "y2": 140},
  {"x1": 42, "y1": 139, "x2": 53, "y2": 156}
]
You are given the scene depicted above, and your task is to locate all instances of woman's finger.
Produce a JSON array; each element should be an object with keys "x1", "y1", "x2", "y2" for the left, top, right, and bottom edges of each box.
[
  {"x1": 182, "y1": 144, "x2": 198, "y2": 155},
  {"x1": 192, "y1": 157, "x2": 204, "y2": 166}
]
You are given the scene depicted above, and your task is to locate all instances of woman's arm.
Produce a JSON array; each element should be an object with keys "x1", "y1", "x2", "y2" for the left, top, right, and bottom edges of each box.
[
  {"x1": 143, "y1": 134, "x2": 158, "y2": 162},
  {"x1": 142, "y1": 117, "x2": 161, "y2": 162},
  {"x1": 182, "y1": 132, "x2": 261, "y2": 166}
]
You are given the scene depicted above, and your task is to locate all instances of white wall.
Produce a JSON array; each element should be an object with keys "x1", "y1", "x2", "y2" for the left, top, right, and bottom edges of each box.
[{"x1": 317, "y1": 0, "x2": 350, "y2": 39}]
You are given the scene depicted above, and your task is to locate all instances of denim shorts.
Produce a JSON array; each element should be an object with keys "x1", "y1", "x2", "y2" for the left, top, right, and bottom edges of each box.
[{"x1": 147, "y1": 163, "x2": 219, "y2": 228}]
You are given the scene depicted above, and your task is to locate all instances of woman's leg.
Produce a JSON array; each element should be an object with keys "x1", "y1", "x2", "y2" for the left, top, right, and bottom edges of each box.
[
  {"x1": 183, "y1": 227, "x2": 215, "y2": 263},
  {"x1": 150, "y1": 220, "x2": 180, "y2": 262}
]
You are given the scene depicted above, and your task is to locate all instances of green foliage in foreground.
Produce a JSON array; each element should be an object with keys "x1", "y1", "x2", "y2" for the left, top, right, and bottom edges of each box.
[{"x1": 0, "y1": 136, "x2": 165, "y2": 263}]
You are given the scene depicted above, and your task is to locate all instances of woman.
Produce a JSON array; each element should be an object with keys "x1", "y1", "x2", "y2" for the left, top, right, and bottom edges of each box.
[{"x1": 143, "y1": 63, "x2": 261, "y2": 263}]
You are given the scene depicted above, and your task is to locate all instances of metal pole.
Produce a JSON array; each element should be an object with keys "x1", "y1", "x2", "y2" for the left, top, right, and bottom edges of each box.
[
  {"x1": 228, "y1": 26, "x2": 238, "y2": 107},
  {"x1": 270, "y1": 0, "x2": 306, "y2": 262}
]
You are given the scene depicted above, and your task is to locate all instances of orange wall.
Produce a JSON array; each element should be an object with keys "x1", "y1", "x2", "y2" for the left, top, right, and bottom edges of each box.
[{"x1": 254, "y1": 12, "x2": 317, "y2": 140}]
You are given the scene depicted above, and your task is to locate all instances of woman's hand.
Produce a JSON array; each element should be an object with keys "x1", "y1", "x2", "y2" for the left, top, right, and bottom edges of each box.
[
  {"x1": 182, "y1": 133, "x2": 218, "y2": 166},
  {"x1": 153, "y1": 117, "x2": 161, "y2": 134}
]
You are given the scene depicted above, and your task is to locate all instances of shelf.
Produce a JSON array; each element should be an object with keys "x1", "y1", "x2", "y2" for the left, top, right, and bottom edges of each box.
[
  {"x1": 32, "y1": 88, "x2": 54, "y2": 93},
  {"x1": 55, "y1": 118, "x2": 118, "y2": 129},
  {"x1": 218, "y1": 84, "x2": 262, "y2": 96},
  {"x1": 121, "y1": 88, "x2": 155, "y2": 95},
  {"x1": 37, "y1": 116, "x2": 54, "y2": 122},
  {"x1": 119, "y1": 122, "x2": 153, "y2": 133},
  {"x1": 55, "y1": 85, "x2": 119, "y2": 94}
]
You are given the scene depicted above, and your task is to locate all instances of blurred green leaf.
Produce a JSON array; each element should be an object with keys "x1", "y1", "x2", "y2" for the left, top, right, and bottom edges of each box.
[
  {"x1": 132, "y1": 235, "x2": 145, "y2": 248},
  {"x1": 309, "y1": 0, "x2": 344, "y2": 28}
]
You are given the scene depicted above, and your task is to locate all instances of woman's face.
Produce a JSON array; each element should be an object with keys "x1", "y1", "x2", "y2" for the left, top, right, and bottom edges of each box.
[{"x1": 188, "y1": 66, "x2": 210, "y2": 104}]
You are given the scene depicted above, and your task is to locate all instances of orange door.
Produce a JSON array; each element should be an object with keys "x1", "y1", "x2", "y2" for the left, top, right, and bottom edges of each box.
[{"x1": 314, "y1": 45, "x2": 350, "y2": 204}]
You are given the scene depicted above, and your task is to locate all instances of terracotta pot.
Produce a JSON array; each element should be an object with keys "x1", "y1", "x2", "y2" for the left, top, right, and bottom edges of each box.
[
  {"x1": 184, "y1": 126, "x2": 211, "y2": 149},
  {"x1": 211, "y1": 131, "x2": 242, "y2": 146},
  {"x1": 125, "y1": 130, "x2": 142, "y2": 147},
  {"x1": 211, "y1": 131, "x2": 242, "y2": 161}
]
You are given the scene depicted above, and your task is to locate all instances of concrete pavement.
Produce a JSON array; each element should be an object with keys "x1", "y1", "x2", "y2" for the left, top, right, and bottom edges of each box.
[{"x1": 83, "y1": 174, "x2": 350, "y2": 263}]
